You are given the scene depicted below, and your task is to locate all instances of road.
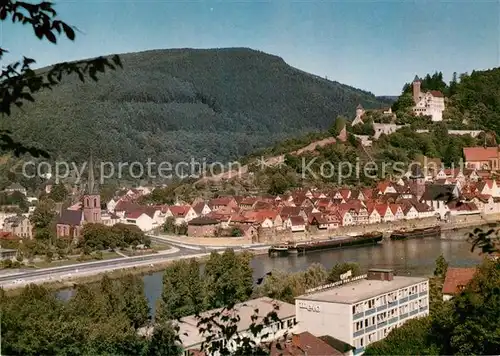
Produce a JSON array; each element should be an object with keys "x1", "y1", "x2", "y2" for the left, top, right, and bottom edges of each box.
[{"x1": 0, "y1": 236, "x2": 270, "y2": 289}]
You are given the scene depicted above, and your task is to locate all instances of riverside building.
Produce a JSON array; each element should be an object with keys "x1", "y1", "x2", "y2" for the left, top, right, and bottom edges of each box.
[{"x1": 295, "y1": 269, "x2": 429, "y2": 355}]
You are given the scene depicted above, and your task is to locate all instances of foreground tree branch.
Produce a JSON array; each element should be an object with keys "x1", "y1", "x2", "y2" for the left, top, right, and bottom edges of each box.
[{"x1": 0, "y1": 0, "x2": 122, "y2": 158}]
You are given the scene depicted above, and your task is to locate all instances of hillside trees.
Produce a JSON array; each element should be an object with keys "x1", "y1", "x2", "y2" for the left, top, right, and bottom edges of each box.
[{"x1": 0, "y1": 0, "x2": 121, "y2": 158}]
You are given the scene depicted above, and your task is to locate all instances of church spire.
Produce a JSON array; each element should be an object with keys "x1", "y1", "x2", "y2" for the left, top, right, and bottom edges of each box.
[{"x1": 85, "y1": 152, "x2": 98, "y2": 195}]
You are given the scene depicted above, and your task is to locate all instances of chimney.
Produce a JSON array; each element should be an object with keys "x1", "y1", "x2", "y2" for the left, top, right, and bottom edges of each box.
[{"x1": 367, "y1": 268, "x2": 394, "y2": 281}]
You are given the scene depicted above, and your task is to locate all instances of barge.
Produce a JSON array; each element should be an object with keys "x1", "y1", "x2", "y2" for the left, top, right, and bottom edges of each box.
[
  {"x1": 268, "y1": 232, "x2": 383, "y2": 256},
  {"x1": 390, "y1": 226, "x2": 441, "y2": 240}
]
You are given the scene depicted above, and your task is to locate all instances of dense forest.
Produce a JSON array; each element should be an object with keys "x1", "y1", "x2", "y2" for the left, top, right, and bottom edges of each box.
[{"x1": 1, "y1": 48, "x2": 385, "y2": 165}]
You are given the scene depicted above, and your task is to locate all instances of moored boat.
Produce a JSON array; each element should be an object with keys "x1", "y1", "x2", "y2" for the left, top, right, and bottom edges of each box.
[
  {"x1": 268, "y1": 232, "x2": 383, "y2": 256},
  {"x1": 390, "y1": 226, "x2": 441, "y2": 240}
]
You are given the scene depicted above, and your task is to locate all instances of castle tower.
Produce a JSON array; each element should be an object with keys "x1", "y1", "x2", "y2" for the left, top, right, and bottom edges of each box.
[
  {"x1": 412, "y1": 75, "x2": 421, "y2": 104},
  {"x1": 82, "y1": 153, "x2": 101, "y2": 223},
  {"x1": 355, "y1": 104, "x2": 364, "y2": 118}
]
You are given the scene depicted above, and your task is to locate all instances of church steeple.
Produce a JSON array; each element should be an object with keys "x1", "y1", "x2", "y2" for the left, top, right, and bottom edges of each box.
[
  {"x1": 82, "y1": 152, "x2": 101, "y2": 224},
  {"x1": 85, "y1": 152, "x2": 98, "y2": 195}
]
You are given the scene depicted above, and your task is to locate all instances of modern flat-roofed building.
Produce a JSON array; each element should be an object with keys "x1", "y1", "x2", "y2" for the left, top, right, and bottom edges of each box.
[
  {"x1": 295, "y1": 269, "x2": 429, "y2": 355},
  {"x1": 137, "y1": 297, "x2": 297, "y2": 356}
]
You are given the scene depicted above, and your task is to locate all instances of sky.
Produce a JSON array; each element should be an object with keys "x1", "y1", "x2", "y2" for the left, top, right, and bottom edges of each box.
[{"x1": 2, "y1": 0, "x2": 500, "y2": 95}]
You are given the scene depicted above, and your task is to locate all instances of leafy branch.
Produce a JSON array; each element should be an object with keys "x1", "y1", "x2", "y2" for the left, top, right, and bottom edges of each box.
[{"x1": 0, "y1": 0, "x2": 122, "y2": 158}]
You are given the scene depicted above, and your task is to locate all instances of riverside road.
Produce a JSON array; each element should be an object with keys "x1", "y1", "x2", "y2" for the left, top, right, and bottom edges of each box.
[{"x1": 0, "y1": 235, "x2": 270, "y2": 289}]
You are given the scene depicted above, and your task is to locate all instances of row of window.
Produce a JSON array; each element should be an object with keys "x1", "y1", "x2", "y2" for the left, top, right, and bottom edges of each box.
[
  {"x1": 354, "y1": 324, "x2": 400, "y2": 349},
  {"x1": 353, "y1": 297, "x2": 428, "y2": 332},
  {"x1": 352, "y1": 283, "x2": 428, "y2": 314}
]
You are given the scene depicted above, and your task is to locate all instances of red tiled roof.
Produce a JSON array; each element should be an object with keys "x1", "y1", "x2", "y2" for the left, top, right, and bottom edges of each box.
[
  {"x1": 125, "y1": 210, "x2": 145, "y2": 219},
  {"x1": 169, "y1": 205, "x2": 191, "y2": 217},
  {"x1": 289, "y1": 215, "x2": 305, "y2": 226},
  {"x1": 429, "y1": 90, "x2": 444, "y2": 98},
  {"x1": 270, "y1": 332, "x2": 343, "y2": 356},
  {"x1": 463, "y1": 147, "x2": 498, "y2": 162},
  {"x1": 442, "y1": 267, "x2": 476, "y2": 295}
]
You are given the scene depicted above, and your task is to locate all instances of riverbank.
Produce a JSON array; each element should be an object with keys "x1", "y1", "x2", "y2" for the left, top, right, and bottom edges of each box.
[
  {"x1": 1, "y1": 247, "x2": 270, "y2": 296},
  {"x1": 154, "y1": 214, "x2": 498, "y2": 246}
]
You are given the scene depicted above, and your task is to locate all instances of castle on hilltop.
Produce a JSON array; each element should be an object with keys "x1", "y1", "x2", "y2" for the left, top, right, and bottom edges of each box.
[{"x1": 411, "y1": 75, "x2": 445, "y2": 122}]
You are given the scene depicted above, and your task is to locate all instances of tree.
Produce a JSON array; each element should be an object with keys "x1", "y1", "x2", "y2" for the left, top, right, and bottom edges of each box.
[
  {"x1": 231, "y1": 227, "x2": 243, "y2": 237},
  {"x1": 204, "y1": 250, "x2": 253, "y2": 309},
  {"x1": 329, "y1": 116, "x2": 347, "y2": 136},
  {"x1": 392, "y1": 93, "x2": 415, "y2": 114},
  {"x1": 363, "y1": 317, "x2": 440, "y2": 355},
  {"x1": 433, "y1": 254, "x2": 448, "y2": 278},
  {"x1": 48, "y1": 182, "x2": 67, "y2": 202},
  {"x1": 146, "y1": 322, "x2": 182, "y2": 356},
  {"x1": 327, "y1": 262, "x2": 362, "y2": 282},
  {"x1": 157, "y1": 258, "x2": 205, "y2": 321},
  {"x1": 0, "y1": 0, "x2": 122, "y2": 157},
  {"x1": 437, "y1": 258, "x2": 500, "y2": 355},
  {"x1": 267, "y1": 172, "x2": 289, "y2": 195},
  {"x1": 29, "y1": 198, "x2": 55, "y2": 229},
  {"x1": 163, "y1": 216, "x2": 176, "y2": 234},
  {"x1": 119, "y1": 274, "x2": 150, "y2": 329}
]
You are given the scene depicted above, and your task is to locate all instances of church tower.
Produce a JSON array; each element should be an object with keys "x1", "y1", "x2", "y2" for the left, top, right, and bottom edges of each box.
[
  {"x1": 355, "y1": 104, "x2": 365, "y2": 118},
  {"x1": 82, "y1": 153, "x2": 101, "y2": 223},
  {"x1": 412, "y1": 75, "x2": 421, "y2": 104}
]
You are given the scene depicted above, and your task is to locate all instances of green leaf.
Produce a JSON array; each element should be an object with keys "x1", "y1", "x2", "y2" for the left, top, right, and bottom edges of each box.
[{"x1": 62, "y1": 22, "x2": 75, "y2": 41}]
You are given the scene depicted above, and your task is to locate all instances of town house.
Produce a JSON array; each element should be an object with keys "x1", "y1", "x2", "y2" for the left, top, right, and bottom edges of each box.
[
  {"x1": 169, "y1": 205, "x2": 197, "y2": 225},
  {"x1": 463, "y1": 147, "x2": 500, "y2": 170},
  {"x1": 389, "y1": 204, "x2": 405, "y2": 221},
  {"x1": 366, "y1": 204, "x2": 382, "y2": 224},
  {"x1": 375, "y1": 204, "x2": 394, "y2": 222}
]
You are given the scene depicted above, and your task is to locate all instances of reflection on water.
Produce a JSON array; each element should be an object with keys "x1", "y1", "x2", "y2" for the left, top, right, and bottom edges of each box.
[{"x1": 141, "y1": 237, "x2": 483, "y2": 315}]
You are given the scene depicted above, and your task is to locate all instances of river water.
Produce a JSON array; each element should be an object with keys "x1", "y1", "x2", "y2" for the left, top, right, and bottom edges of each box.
[{"x1": 142, "y1": 233, "x2": 484, "y2": 314}]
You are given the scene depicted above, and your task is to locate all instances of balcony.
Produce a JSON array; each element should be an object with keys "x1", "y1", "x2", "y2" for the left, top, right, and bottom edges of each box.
[
  {"x1": 377, "y1": 320, "x2": 387, "y2": 328},
  {"x1": 353, "y1": 312, "x2": 364, "y2": 320},
  {"x1": 353, "y1": 330, "x2": 364, "y2": 338},
  {"x1": 419, "y1": 305, "x2": 428, "y2": 312},
  {"x1": 365, "y1": 308, "x2": 376, "y2": 316},
  {"x1": 400, "y1": 296, "x2": 409, "y2": 303},
  {"x1": 366, "y1": 325, "x2": 377, "y2": 333},
  {"x1": 409, "y1": 294, "x2": 418, "y2": 301},
  {"x1": 419, "y1": 291, "x2": 427, "y2": 297},
  {"x1": 389, "y1": 317, "x2": 399, "y2": 325},
  {"x1": 376, "y1": 305, "x2": 387, "y2": 312},
  {"x1": 400, "y1": 312, "x2": 409, "y2": 319},
  {"x1": 410, "y1": 309, "x2": 419, "y2": 316}
]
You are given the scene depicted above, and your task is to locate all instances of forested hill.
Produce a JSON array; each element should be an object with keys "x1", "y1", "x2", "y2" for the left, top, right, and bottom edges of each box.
[{"x1": 2, "y1": 48, "x2": 386, "y2": 164}]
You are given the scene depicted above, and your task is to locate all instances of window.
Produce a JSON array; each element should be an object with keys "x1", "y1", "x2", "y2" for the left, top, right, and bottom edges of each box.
[
  {"x1": 389, "y1": 307, "x2": 397, "y2": 318},
  {"x1": 388, "y1": 292, "x2": 398, "y2": 303},
  {"x1": 354, "y1": 338, "x2": 364, "y2": 348},
  {"x1": 354, "y1": 321, "x2": 363, "y2": 332},
  {"x1": 367, "y1": 332, "x2": 376, "y2": 344},
  {"x1": 353, "y1": 303, "x2": 363, "y2": 314},
  {"x1": 377, "y1": 312, "x2": 387, "y2": 324},
  {"x1": 364, "y1": 316, "x2": 375, "y2": 328},
  {"x1": 420, "y1": 283, "x2": 428, "y2": 292},
  {"x1": 367, "y1": 299, "x2": 375, "y2": 309}
]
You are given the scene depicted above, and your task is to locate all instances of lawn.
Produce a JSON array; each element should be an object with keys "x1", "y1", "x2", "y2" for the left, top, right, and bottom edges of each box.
[{"x1": 32, "y1": 251, "x2": 123, "y2": 269}]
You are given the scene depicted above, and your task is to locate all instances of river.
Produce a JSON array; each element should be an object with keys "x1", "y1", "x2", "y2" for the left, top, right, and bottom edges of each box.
[{"x1": 142, "y1": 234, "x2": 483, "y2": 314}]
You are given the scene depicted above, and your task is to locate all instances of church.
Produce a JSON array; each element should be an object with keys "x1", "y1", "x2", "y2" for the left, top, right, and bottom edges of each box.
[
  {"x1": 56, "y1": 156, "x2": 102, "y2": 239},
  {"x1": 411, "y1": 75, "x2": 445, "y2": 122}
]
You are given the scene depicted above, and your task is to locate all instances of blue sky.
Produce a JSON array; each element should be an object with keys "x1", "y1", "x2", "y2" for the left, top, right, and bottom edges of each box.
[{"x1": 2, "y1": 0, "x2": 500, "y2": 95}]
